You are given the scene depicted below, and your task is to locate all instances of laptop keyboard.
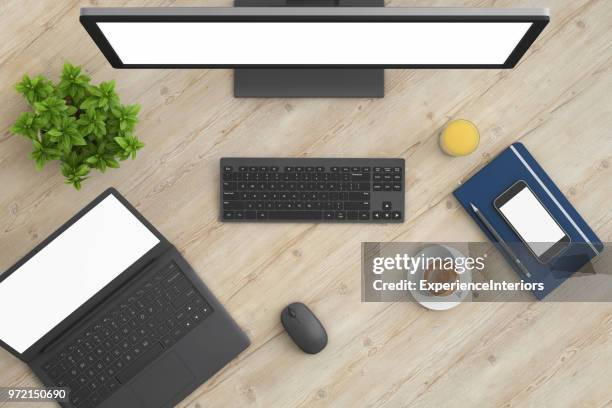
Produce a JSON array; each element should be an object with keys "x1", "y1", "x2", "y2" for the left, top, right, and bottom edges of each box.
[{"x1": 41, "y1": 262, "x2": 213, "y2": 408}]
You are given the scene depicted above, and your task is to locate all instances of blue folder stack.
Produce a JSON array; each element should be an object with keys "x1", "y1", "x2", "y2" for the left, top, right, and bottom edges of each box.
[{"x1": 453, "y1": 142, "x2": 603, "y2": 299}]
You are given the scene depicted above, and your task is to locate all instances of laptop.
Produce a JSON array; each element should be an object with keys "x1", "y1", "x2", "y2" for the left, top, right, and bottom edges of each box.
[{"x1": 0, "y1": 188, "x2": 250, "y2": 408}]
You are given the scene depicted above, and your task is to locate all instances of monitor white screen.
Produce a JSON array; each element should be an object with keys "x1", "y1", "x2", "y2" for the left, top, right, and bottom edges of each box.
[
  {"x1": 0, "y1": 195, "x2": 160, "y2": 353},
  {"x1": 96, "y1": 21, "x2": 532, "y2": 65}
]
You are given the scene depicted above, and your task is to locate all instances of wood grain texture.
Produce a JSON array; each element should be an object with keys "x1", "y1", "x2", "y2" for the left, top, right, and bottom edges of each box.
[{"x1": 1, "y1": 0, "x2": 611, "y2": 407}]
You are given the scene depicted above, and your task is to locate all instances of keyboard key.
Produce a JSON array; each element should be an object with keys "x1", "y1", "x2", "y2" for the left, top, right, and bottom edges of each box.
[
  {"x1": 68, "y1": 366, "x2": 79, "y2": 378},
  {"x1": 56, "y1": 373, "x2": 70, "y2": 387},
  {"x1": 392, "y1": 211, "x2": 402, "y2": 220},
  {"x1": 382, "y1": 201, "x2": 392, "y2": 210},
  {"x1": 106, "y1": 379, "x2": 119, "y2": 392},
  {"x1": 350, "y1": 173, "x2": 370, "y2": 181},
  {"x1": 223, "y1": 201, "x2": 244, "y2": 210},
  {"x1": 348, "y1": 192, "x2": 369, "y2": 201},
  {"x1": 89, "y1": 392, "x2": 102, "y2": 405},
  {"x1": 87, "y1": 380, "x2": 100, "y2": 392},
  {"x1": 163, "y1": 272, "x2": 181, "y2": 288},
  {"x1": 98, "y1": 382, "x2": 114, "y2": 400},
  {"x1": 70, "y1": 388, "x2": 89, "y2": 406},
  {"x1": 77, "y1": 376, "x2": 88, "y2": 387},
  {"x1": 160, "y1": 336, "x2": 174, "y2": 348},
  {"x1": 114, "y1": 360, "x2": 124, "y2": 371},
  {"x1": 94, "y1": 360, "x2": 104, "y2": 372},
  {"x1": 268, "y1": 211, "x2": 322, "y2": 220},
  {"x1": 344, "y1": 202, "x2": 370, "y2": 211}
]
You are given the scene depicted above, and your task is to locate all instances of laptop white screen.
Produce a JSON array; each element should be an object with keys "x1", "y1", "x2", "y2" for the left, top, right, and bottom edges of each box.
[{"x1": 0, "y1": 195, "x2": 160, "y2": 353}]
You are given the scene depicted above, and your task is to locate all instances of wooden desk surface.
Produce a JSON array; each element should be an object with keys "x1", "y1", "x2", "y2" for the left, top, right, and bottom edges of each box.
[{"x1": 1, "y1": 1, "x2": 611, "y2": 407}]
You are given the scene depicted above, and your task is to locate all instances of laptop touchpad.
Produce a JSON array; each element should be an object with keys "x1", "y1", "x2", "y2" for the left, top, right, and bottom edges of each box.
[{"x1": 130, "y1": 351, "x2": 194, "y2": 408}]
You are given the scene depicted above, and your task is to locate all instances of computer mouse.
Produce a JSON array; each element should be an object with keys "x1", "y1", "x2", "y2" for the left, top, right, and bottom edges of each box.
[{"x1": 281, "y1": 302, "x2": 327, "y2": 354}]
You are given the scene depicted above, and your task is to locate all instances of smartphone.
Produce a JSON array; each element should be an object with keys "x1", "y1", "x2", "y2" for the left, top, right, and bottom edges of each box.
[{"x1": 494, "y1": 180, "x2": 570, "y2": 264}]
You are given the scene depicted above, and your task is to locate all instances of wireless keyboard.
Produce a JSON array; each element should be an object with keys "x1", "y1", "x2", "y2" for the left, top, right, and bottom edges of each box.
[{"x1": 220, "y1": 158, "x2": 405, "y2": 223}]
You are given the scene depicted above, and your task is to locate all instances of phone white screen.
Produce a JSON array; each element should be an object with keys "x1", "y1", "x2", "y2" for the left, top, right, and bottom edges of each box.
[
  {"x1": 0, "y1": 195, "x2": 160, "y2": 353},
  {"x1": 498, "y1": 186, "x2": 566, "y2": 257}
]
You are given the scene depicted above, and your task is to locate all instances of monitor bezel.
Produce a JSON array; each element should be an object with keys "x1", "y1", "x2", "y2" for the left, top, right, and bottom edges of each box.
[
  {"x1": 0, "y1": 188, "x2": 169, "y2": 361},
  {"x1": 80, "y1": 7, "x2": 549, "y2": 69}
]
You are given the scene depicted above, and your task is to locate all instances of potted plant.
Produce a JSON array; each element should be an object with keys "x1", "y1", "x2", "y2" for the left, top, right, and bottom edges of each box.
[{"x1": 10, "y1": 62, "x2": 144, "y2": 189}]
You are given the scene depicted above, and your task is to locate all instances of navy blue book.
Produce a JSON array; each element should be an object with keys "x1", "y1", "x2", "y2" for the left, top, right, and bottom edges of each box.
[{"x1": 453, "y1": 142, "x2": 603, "y2": 299}]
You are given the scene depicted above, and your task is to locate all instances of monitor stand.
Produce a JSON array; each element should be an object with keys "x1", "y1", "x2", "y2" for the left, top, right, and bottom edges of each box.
[{"x1": 234, "y1": 0, "x2": 385, "y2": 98}]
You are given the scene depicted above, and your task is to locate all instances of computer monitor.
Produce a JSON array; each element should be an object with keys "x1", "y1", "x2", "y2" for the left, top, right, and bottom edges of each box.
[{"x1": 80, "y1": 5, "x2": 549, "y2": 97}]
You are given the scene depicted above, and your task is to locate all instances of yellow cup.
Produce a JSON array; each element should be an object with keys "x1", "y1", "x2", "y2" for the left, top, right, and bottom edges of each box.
[{"x1": 439, "y1": 119, "x2": 480, "y2": 157}]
